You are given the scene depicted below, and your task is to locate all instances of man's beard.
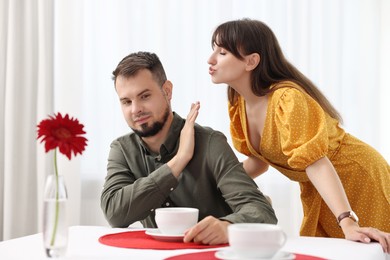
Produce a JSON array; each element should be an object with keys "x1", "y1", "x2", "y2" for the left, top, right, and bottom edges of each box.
[{"x1": 131, "y1": 107, "x2": 170, "y2": 138}]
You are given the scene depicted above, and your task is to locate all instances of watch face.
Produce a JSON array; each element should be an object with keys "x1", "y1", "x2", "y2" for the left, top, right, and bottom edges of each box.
[
  {"x1": 350, "y1": 211, "x2": 359, "y2": 222},
  {"x1": 337, "y1": 211, "x2": 359, "y2": 226}
]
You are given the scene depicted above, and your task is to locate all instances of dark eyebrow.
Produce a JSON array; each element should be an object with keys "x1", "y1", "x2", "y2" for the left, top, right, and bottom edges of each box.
[
  {"x1": 137, "y1": 89, "x2": 151, "y2": 97},
  {"x1": 119, "y1": 89, "x2": 151, "y2": 102}
]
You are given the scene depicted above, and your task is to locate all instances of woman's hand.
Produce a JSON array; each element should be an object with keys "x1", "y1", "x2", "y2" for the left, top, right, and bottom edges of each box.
[{"x1": 341, "y1": 220, "x2": 390, "y2": 254}]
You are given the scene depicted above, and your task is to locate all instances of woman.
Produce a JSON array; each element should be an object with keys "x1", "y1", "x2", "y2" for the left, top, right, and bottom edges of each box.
[{"x1": 207, "y1": 18, "x2": 390, "y2": 252}]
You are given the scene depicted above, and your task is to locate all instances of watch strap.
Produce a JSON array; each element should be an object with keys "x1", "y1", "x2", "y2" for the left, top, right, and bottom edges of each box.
[{"x1": 337, "y1": 211, "x2": 358, "y2": 226}]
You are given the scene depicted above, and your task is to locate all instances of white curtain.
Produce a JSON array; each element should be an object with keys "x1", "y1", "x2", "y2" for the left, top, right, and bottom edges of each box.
[
  {"x1": 0, "y1": 0, "x2": 55, "y2": 240},
  {"x1": 1, "y1": 0, "x2": 389, "y2": 240}
]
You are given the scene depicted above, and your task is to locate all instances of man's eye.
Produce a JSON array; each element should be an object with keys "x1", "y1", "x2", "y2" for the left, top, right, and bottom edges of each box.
[
  {"x1": 121, "y1": 100, "x2": 131, "y2": 105},
  {"x1": 141, "y1": 94, "x2": 150, "y2": 100}
]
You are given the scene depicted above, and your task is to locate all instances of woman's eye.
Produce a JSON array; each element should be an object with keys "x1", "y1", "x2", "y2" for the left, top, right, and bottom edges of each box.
[{"x1": 219, "y1": 48, "x2": 227, "y2": 55}]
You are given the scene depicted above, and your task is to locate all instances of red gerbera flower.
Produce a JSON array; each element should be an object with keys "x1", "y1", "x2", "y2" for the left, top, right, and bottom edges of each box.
[{"x1": 37, "y1": 113, "x2": 88, "y2": 160}]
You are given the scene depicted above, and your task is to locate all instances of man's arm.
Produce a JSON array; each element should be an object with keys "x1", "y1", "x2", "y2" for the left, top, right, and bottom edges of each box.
[
  {"x1": 184, "y1": 131, "x2": 277, "y2": 244},
  {"x1": 210, "y1": 132, "x2": 277, "y2": 224},
  {"x1": 100, "y1": 141, "x2": 178, "y2": 227}
]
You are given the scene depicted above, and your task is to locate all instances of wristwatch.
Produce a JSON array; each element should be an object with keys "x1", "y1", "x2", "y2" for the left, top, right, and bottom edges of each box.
[{"x1": 337, "y1": 211, "x2": 359, "y2": 226}]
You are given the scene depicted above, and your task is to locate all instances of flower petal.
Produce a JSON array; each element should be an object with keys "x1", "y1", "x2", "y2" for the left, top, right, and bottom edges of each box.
[{"x1": 37, "y1": 113, "x2": 88, "y2": 159}]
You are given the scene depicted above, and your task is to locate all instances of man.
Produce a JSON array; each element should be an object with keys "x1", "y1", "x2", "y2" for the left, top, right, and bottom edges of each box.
[{"x1": 100, "y1": 51, "x2": 277, "y2": 245}]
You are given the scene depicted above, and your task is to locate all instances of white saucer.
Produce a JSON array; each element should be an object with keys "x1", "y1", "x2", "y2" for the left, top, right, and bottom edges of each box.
[
  {"x1": 215, "y1": 249, "x2": 295, "y2": 260},
  {"x1": 145, "y1": 229, "x2": 184, "y2": 242}
]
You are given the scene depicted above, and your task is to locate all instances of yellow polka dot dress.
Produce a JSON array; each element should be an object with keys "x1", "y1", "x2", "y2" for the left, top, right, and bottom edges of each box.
[{"x1": 229, "y1": 81, "x2": 390, "y2": 237}]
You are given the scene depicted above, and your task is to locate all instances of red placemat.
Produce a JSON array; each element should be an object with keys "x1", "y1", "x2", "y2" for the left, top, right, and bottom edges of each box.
[
  {"x1": 98, "y1": 230, "x2": 229, "y2": 250},
  {"x1": 164, "y1": 250, "x2": 328, "y2": 260}
]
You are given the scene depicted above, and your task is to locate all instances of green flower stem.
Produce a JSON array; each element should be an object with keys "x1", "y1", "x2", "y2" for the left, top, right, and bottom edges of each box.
[{"x1": 50, "y1": 148, "x2": 60, "y2": 246}]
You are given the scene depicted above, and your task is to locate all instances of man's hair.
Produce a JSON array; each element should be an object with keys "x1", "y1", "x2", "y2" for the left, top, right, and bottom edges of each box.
[{"x1": 112, "y1": 51, "x2": 167, "y2": 87}]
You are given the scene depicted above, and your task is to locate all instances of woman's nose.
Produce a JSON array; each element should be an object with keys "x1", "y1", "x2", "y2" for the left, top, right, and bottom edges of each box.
[{"x1": 207, "y1": 54, "x2": 215, "y2": 65}]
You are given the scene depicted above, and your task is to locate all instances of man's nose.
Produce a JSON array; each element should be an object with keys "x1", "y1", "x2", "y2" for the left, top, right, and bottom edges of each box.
[{"x1": 131, "y1": 101, "x2": 142, "y2": 115}]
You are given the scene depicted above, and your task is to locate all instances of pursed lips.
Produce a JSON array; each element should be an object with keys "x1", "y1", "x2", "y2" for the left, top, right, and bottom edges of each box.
[{"x1": 209, "y1": 66, "x2": 216, "y2": 75}]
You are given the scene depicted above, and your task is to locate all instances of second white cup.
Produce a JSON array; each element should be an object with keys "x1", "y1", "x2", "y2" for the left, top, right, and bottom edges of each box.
[
  {"x1": 155, "y1": 207, "x2": 199, "y2": 235},
  {"x1": 228, "y1": 223, "x2": 287, "y2": 259}
]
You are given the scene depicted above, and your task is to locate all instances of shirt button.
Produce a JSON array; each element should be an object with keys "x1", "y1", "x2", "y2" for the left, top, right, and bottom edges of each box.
[
  {"x1": 166, "y1": 202, "x2": 170, "y2": 206},
  {"x1": 150, "y1": 209, "x2": 154, "y2": 212},
  {"x1": 170, "y1": 188, "x2": 174, "y2": 191}
]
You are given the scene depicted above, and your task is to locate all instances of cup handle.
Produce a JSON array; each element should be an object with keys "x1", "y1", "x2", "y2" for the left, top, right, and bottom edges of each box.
[{"x1": 281, "y1": 231, "x2": 287, "y2": 247}]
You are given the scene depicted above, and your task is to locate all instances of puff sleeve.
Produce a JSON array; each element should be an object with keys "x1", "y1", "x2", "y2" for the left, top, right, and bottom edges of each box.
[
  {"x1": 228, "y1": 100, "x2": 251, "y2": 156},
  {"x1": 274, "y1": 88, "x2": 329, "y2": 169}
]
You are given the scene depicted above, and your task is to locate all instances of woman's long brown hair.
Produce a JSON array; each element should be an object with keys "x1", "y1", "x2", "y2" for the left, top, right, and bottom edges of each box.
[{"x1": 211, "y1": 18, "x2": 342, "y2": 122}]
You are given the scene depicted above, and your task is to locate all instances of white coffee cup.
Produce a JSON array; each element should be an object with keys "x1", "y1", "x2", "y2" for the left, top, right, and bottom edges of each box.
[
  {"x1": 155, "y1": 207, "x2": 199, "y2": 235},
  {"x1": 228, "y1": 223, "x2": 287, "y2": 259}
]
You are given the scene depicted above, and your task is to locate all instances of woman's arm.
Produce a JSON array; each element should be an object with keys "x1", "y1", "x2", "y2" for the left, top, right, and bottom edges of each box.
[
  {"x1": 306, "y1": 156, "x2": 350, "y2": 219},
  {"x1": 306, "y1": 156, "x2": 390, "y2": 253},
  {"x1": 243, "y1": 156, "x2": 273, "y2": 204},
  {"x1": 243, "y1": 155, "x2": 269, "y2": 178}
]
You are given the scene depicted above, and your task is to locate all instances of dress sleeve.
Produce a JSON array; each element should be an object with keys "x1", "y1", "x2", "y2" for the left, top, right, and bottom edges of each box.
[
  {"x1": 274, "y1": 88, "x2": 329, "y2": 169},
  {"x1": 228, "y1": 100, "x2": 251, "y2": 156}
]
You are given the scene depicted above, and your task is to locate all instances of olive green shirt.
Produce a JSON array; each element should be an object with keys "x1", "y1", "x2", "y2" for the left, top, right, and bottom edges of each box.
[{"x1": 101, "y1": 112, "x2": 277, "y2": 228}]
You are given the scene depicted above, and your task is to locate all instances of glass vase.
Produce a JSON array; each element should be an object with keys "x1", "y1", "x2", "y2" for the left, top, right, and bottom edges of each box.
[{"x1": 43, "y1": 174, "x2": 68, "y2": 258}]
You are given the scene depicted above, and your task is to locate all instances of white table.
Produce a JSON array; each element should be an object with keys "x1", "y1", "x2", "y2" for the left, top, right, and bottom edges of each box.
[{"x1": 0, "y1": 226, "x2": 388, "y2": 260}]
